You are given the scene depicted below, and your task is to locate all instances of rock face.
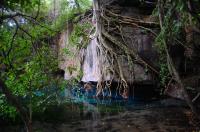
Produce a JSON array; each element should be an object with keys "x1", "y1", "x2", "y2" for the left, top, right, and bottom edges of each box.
[
  {"x1": 58, "y1": 0, "x2": 159, "y2": 84},
  {"x1": 58, "y1": 22, "x2": 81, "y2": 80}
]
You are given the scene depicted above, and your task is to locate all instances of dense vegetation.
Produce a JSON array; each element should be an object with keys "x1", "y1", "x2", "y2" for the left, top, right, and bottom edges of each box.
[
  {"x1": 0, "y1": 0, "x2": 200, "y2": 131},
  {"x1": 156, "y1": 0, "x2": 200, "y2": 117},
  {"x1": 0, "y1": 0, "x2": 91, "y2": 131}
]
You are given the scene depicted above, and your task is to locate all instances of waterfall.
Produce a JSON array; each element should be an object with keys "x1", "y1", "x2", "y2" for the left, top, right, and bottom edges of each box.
[{"x1": 81, "y1": 38, "x2": 111, "y2": 82}]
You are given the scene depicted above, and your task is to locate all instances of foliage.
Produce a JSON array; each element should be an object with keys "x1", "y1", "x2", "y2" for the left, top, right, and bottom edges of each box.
[
  {"x1": 51, "y1": 0, "x2": 92, "y2": 32},
  {"x1": 153, "y1": 0, "x2": 197, "y2": 90},
  {"x1": 0, "y1": 0, "x2": 61, "y2": 120},
  {"x1": 70, "y1": 21, "x2": 93, "y2": 49},
  {"x1": 0, "y1": 94, "x2": 17, "y2": 120},
  {"x1": 2, "y1": 0, "x2": 40, "y2": 12},
  {"x1": 0, "y1": 0, "x2": 92, "y2": 123}
]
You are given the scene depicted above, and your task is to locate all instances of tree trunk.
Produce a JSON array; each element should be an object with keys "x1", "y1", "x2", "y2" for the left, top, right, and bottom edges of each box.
[
  {"x1": 0, "y1": 79, "x2": 32, "y2": 132},
  {"x1": 158, "y1": 0, "x2": 199, "y2": 118}
]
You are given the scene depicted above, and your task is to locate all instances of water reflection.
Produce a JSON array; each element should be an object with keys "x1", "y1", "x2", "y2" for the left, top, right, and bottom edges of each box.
[{"x1": 0, "y1": 85, "x2": 187, "y2": 132}]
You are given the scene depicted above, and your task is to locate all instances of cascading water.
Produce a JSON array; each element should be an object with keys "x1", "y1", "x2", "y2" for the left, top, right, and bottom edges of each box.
[
  {"x1": 81, "y1": 37, "x2": 111, "y2": 82},
  {"x1": 81, "y1": 38, "x2": 101, "y2": 82}
]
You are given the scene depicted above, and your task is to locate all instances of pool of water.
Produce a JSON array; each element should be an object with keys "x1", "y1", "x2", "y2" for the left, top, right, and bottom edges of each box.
[
  {"x1": 68, "y1": 86, "x2": 153, "y2": 105},
  {"x1": 0, "y1": 85, "x2": 189, "y2": 132}
]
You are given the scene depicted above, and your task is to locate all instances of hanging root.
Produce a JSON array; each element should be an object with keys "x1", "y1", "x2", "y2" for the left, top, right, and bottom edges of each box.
[
  {"x1": 96, "y1": 80, "x2": 104, "y2": 96},
  {"x1": 91, "y1": 1, "x2": 159, "y2": 98},
  {"x1": 106, "y1": 80, "x2": 112, "y2": 97}
]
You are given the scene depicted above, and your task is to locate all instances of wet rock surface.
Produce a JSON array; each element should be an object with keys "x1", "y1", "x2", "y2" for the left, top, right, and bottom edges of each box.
[
  {"x1": 72, "y1": 108, "x2": 198, "y2": 132},
  {"x1": 29, "y1": 108, "x2": 199, "y2": 132}
]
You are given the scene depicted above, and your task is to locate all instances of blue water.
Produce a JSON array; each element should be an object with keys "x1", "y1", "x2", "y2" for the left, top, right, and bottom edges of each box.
[
  {"x1": 33, "y1": 85, "x2": 186, "y2": 112},
  {"x1": 33, "y1": 84, "x2": 165, "y2": 110},
  {"x1": 69, "y1": 86, "x2": 154, "y2": 107}
]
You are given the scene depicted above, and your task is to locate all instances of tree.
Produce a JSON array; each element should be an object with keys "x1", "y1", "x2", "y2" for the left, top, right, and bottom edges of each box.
[
  {"x1": 156, "y1": 0, "x2": 200, "y2": 119},
  {"x1": 0, "y1": 0, "x2": 92, "y2": 131},
  {"x1": 0, "y1": 0, "x2": 60, "y2": 131}
]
